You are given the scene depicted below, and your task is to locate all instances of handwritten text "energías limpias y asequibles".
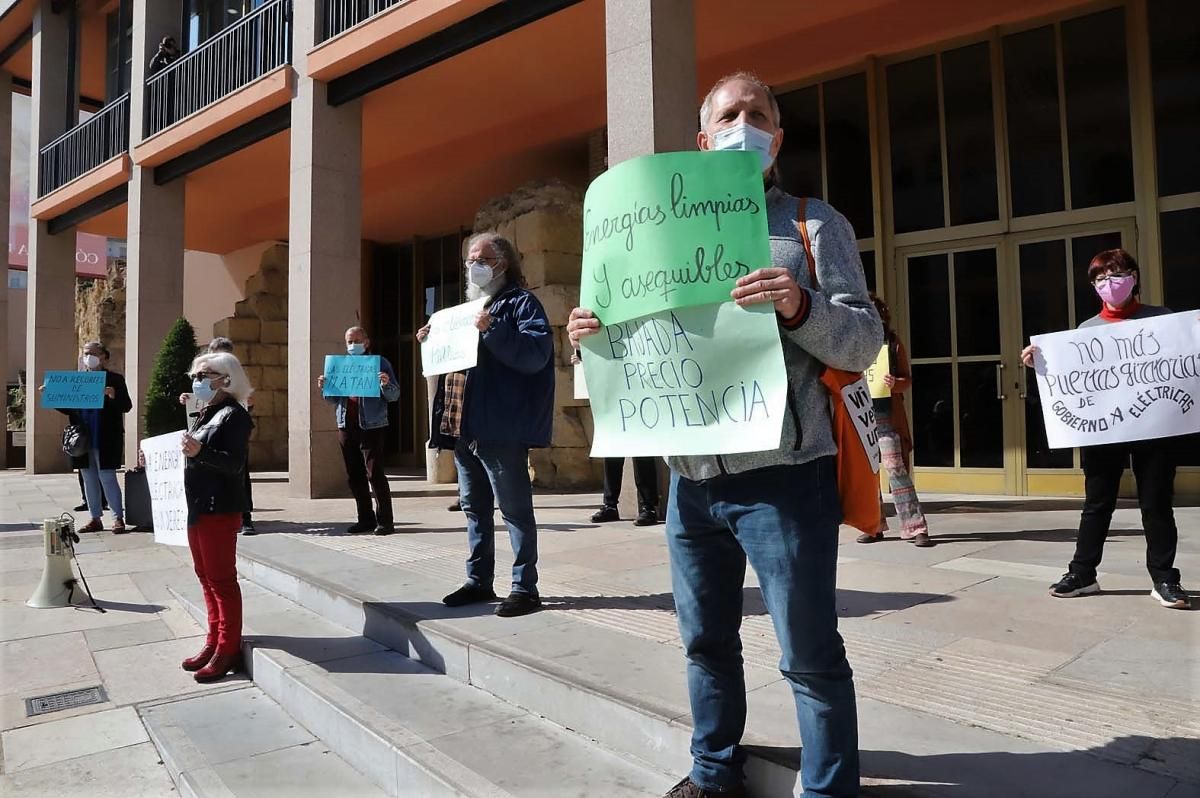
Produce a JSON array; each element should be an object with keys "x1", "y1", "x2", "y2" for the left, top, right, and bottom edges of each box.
[{"x1": 584, "y1": 172, "x2": 761, "y2": 309}]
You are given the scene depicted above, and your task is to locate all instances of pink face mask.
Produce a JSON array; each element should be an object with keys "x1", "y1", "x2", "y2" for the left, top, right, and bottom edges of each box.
[{"x1": 1095, "y1": 275, "x2": 1136, "y2": 307}]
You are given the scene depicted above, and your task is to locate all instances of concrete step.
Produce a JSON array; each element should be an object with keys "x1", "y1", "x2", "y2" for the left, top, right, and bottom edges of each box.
[
  {"x1": 140, "y1": 685, "x2": 390, "y2": 798},
  {"x1": 169, "y1": 579, "x2": 676, "y2": 797},
  {"x1": 227, "y1": 535, "x2": 1189, "y2": 798}
]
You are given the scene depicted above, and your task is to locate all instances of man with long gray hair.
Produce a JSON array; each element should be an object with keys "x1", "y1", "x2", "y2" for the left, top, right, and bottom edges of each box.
[{"x1": 420, "y1": 232, "x2": 555, "y2": 617}]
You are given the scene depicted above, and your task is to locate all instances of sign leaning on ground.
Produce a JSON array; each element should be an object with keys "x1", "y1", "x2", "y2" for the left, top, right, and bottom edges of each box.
[
  {"x1": 140, "y1": 431, "x2": 188, "y2": 547},
  {"x1": 579, "y1": 150, "x2": 773, "y2": 325},
  {"x1": 1030, "y1": 311, "x2": 1200, "y2": 448},
  {"x1": 41, "y1": 371, "x2": 106, "y2": 409},
  {"x1": 420, "y1": 298, "x2": 488, "y2": 377},
  {"x1": 322, "y1": 355, "x2": 382, "y2": 397}
]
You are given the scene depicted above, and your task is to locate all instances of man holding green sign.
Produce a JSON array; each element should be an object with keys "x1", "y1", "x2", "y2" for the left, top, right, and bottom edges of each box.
[{"x1": 569, "y1": 72, "x2": 881, "y2": 798}]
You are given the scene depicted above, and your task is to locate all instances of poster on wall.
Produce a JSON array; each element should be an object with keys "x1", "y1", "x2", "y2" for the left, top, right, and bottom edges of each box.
[{"x1": 1030, "y1": 311, "x2": 1200, "y2": 448}]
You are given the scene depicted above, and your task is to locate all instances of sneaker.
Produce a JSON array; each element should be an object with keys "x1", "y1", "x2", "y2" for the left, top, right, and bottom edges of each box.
[
  {"x1": 664, "y1": 776, "x2": 747, "y2": 798},
  {"x1": 495, "y1": 592, "x2": 542, "y2": 617},
  {"x1": 240, "y1": 520, "x2": 257, "y2": 536},
  {"x1": 442, "y1": 583, "x2": 497, "y2": 607},
  {"x1": 635, "y1": 507, "x2": 660, "y2": 526},
  {"x1": 374, "y1": 524, "x2": 395, "y2": 536},
  {"x1": 111, "y1": 518, "x2": 128, "y2": 535},
  {"x1": 1049, "y1": 572, "x2": 1100, "y2": 598},
  {"x1": 78, "y1": 518, "x2": 104, "y2": 534},
  {"x1": 591, "y1": 505, "x2": 619, "y2": 523},
  {"x1": 1151, "y1": 582, "x2": 1191, "y2": 609},
  {"x1": 346, "y1": 521, "x2": 374, "y2": 535}
]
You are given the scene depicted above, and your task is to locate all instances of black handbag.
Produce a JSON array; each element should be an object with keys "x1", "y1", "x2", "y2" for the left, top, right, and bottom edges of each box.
[{"x1": 62, "y1": 423, "x2": 90, "y2": 458}]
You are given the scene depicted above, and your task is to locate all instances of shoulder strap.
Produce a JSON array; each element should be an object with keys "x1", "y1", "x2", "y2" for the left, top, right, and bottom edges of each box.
[{"x1": 796, "y1": 198, "x2": 818, "y2": 289}]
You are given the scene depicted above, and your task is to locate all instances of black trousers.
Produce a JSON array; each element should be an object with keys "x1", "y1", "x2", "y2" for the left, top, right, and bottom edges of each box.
[
  {"x1": 243, "y1": 456, "x2": 253, "y2": 524},
  {"x1": 601, "y1": 457, "x2": 660, "y2": 510},
  {"x1": 1068, "y1": 439, "x2": 1180, "y2": 584},
  {"x1": 339, "y1": 426, "x2": 393, "y2": 526}
]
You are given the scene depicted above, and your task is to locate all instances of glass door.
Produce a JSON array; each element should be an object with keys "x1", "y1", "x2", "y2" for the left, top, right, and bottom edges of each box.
[
  {"x1": 900, "y1": 241, "x2": 1014, "y2": 494},
  {"x1": 1012, "y1": 221, "x2": 1136, "y2": 495}
]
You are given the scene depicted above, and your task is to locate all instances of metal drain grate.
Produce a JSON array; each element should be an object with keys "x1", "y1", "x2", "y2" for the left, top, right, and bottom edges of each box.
[{"x1": 25, "y1": 686, "x2": 107, "y2": 717}]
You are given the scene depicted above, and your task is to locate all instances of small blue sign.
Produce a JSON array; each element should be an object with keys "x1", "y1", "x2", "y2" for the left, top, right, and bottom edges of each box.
[
  {"x1": 322, "y1": 355, "x2": 381, "y2": 398},
  {"x1": 42, "y1": 371, "x2": 107, "y2": 409}
]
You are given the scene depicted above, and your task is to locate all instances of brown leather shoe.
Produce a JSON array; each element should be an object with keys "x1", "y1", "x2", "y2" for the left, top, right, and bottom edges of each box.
[
  {"x1": 910, "y1": 532, "x2": 934, "y2": 547},
  {"x1": 78, "y1": 518, "x2": 104, "y2": 534},
  {"x1": 111, "y1": 518, "x2": 128, "y2": 534},
  {"x1": 181, "y1": 644, "x2": 217, "y2": 672},
  {"x1": 194, "y1": 651, "x2": 244, "y2": 683}
]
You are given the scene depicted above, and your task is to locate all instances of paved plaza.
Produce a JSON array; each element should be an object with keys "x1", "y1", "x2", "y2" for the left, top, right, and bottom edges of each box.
[{"x1": 0, "y1": 469, "x2": 1197, "y2": 797}]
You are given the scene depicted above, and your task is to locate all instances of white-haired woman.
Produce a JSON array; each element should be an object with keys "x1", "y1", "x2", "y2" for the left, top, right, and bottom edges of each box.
[{"x1": 178, "y1": 351, "x2": 254, "y2": 682}]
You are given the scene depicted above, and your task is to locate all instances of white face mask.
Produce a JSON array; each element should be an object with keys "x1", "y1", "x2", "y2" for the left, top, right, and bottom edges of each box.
[
  {"x1": 711, "y1": 122, "x2": 777, "y2": 171},
  {"x1": 82, "y1": 354, "x2": 101, "y2": 370},
  {"x1": 467, "y1": 260, "x2": 495, "y2": 289}
]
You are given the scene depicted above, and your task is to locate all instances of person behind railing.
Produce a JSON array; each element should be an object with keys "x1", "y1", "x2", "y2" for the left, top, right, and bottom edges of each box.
[
  {"x1": 148, "y1": 35, "x2": 179, "y2": 76},
  {"x1": 148, "y1": 36, "x2": 181, "y2": 131}
]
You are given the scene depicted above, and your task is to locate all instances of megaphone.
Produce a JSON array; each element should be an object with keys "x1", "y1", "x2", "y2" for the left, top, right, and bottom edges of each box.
[{"x1": 26, "y1": 517, "x2": 78, "y2": 609}]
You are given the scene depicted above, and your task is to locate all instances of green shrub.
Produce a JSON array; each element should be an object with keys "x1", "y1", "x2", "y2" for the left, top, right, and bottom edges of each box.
[{"x1": 144, "y1": 318, "x2": 198, "y2": 437}]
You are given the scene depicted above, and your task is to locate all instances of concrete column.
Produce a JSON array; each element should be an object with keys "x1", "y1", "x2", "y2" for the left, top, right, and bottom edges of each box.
[
  {"x1": 288, "y1": 0, "x2": 363, "y2": 498},
  {"x1": 604, "y1": 0, "x2": 695, "y2": 516},
  {"x1": 124, "y1": 0, "x2": 185, "y2": 463},
  {"x1": 25, "y1": 1, "x2": 77, "y2": 474},
  {"x1": 0, "y1": 73, "x2": 9, "y2": 469}
]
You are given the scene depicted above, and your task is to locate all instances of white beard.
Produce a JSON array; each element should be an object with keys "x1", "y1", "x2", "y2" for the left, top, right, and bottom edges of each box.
[{"x1": 465, "y1": 273, "x2": 505, "y2": 302}]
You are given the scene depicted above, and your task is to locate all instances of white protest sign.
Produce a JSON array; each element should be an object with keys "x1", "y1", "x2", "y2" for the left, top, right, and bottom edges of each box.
[
  {"x1": 573, "y1": 361, "x2": 589, "y2": 400},
  {"x1": 840, "y1": 376, "x2": 882, "y2": 473},
  {"x1": 141, "y1": 431, "x2": 188, "y2": 547},
  {"x1": 421, "y1": 298, "x2": 488, "y2": 377},
  {"x1": 1031, "y1": 311, "x2": 1200, "y2": 448},
  {"x1": 182, "y1": 393, "x2": 205, "y2": 418}
]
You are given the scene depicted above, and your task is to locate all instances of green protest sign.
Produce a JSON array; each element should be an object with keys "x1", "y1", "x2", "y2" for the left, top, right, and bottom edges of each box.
[
  {"x1": 581, "y1": 301, "x2": 786, "y2": 457},
  {"x1": 580, "y1": 151, "x2": 772, "y2": 325}
]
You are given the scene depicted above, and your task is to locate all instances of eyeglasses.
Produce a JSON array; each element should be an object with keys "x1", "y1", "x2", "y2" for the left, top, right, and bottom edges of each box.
[
  {"x1": 190, "y1": 370, "x2": 222, "y2": 381},
  {"x1": 464, "y1": 257, "x2": 500, "y2": 268},
  {"x1": 1093, "y1": 271, "x2": 1134, "y2": 286}
]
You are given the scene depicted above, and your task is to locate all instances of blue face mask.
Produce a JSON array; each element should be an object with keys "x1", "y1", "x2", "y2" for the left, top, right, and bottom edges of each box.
[
  {"x1": 346, "y1": 342, "x2": 366, "y2": 356},
  {"x1": 711, "y1": 122, "x2": 776, "y2": 171},
  {"x1": 192, "y1": 377, "x2": 217, "y2": 403}
]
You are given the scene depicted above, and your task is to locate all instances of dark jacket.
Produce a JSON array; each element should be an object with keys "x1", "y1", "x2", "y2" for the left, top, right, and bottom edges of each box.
[
  {"x1": 460, "y1": 284, "x2": 555, "y2": 447},
  {"x1": 185, "y1": 397, "x2": 252, "y2": 523},
  {"x1": 60, "y1": 370, "x2": 132, "y2": 470},
  {"x1": 428, "y1": 374, "x2": 457, "y2": 452}
]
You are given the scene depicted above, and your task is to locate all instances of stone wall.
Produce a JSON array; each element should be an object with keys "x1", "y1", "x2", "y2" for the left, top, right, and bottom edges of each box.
[
  {"x1": 474, "y1": 179, "x2": 602, "y2": 490},
  {"x1": 75, "y1": 259, "x2": 127, "y2": 372},
  {"x1": 212, "y1": 244, "x2": 289, "y2": 470}
]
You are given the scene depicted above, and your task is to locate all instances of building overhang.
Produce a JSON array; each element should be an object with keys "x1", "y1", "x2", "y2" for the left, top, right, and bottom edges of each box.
[
  {"x1": 132, "y1": 66, "x2": 295, "y2": 168},
  {"x1": 30, "y1": 153, "x2": 130, "y2": 221}
]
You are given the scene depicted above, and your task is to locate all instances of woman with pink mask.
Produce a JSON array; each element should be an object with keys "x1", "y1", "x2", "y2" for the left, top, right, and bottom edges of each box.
[{"x1": 1021, "y1": 249, "x2": 1189, "y2": 610}]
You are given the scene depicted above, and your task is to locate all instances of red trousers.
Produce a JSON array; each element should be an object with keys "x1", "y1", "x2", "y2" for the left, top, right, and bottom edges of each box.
[{"x1": 188, "y1": 513, "x2": 243, "y2": 655}]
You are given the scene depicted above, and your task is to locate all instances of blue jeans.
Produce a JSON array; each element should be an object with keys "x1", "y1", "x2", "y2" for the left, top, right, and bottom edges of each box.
[
  {"x1": 666, "y1": 457, "x2": 859, "y2": 797},
  {"x1": 82, "y1": 448, "x2": 123, "y2": 521},
  {"x1": 454, "y1": 440, "x2": 539, "y2": 595}
]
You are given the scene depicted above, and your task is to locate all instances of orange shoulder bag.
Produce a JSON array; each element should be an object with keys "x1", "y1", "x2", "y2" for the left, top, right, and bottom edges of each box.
[{"x1": 796, "y1": 199, "x2": 882, "y2": 534}]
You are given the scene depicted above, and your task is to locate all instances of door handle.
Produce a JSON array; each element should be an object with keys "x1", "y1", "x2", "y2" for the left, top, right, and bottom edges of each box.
[{"x1": 995, "y1": 362, "x2": 1007, "y2": 401}]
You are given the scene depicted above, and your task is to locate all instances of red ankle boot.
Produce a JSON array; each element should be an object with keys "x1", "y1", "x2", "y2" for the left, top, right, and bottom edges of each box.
[
  {"x1": 181, "y1": 644, "x2": 216, "y2": 672},
  {"x1": 194, "y1": 651, "x2": 244, "y2": 683}
]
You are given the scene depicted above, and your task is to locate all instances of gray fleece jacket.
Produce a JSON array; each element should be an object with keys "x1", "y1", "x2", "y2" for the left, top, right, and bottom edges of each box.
[{"x1": 668, "y1": 187, "x2": 883, "y2": 481}]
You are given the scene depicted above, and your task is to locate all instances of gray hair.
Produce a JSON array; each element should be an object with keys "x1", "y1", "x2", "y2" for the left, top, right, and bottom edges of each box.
[
  {"x1": 82, "y1": 340, "x2": 109, "y2": 358},
  {"x1": 207, "y1": 337, "x2": 234, "y2": 354},
  {"x1": 468, "y1": 232, "x2": 526, "y2": 287},
  {"x1": 345, "y1": 326, "x2": 368, "y2": 339},
  {"x1": 699, "y1": 71, "x2": 781, "y2": 131},
  {"x1": 189, "y1": 352, "x2": 253, "y2": 405}
]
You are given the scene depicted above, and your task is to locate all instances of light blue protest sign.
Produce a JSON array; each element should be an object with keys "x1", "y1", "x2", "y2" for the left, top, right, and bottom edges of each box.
[
  {"x1": 42, "y1": 371, "x2": 106, "y2": 409},
  {"x1": 323, "y1": 355, "x2": 382, "y2": 398}
]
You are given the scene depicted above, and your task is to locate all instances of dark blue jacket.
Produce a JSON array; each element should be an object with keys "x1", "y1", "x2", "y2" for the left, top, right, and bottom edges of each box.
[{"x1": 462, "y1": 284, "x2": 555, "y2": 447}]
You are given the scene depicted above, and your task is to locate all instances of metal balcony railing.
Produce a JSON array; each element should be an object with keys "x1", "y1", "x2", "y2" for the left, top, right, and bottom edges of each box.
[
  {"x1": 321, "y1": 0, "x2": 401, "y2": 42},
  {"x1": 37, "y1": 93, "x2": 130, "y2": 198},
  {"x1": 145, "y1": 0, "x2": 291, "y2": 138}
]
